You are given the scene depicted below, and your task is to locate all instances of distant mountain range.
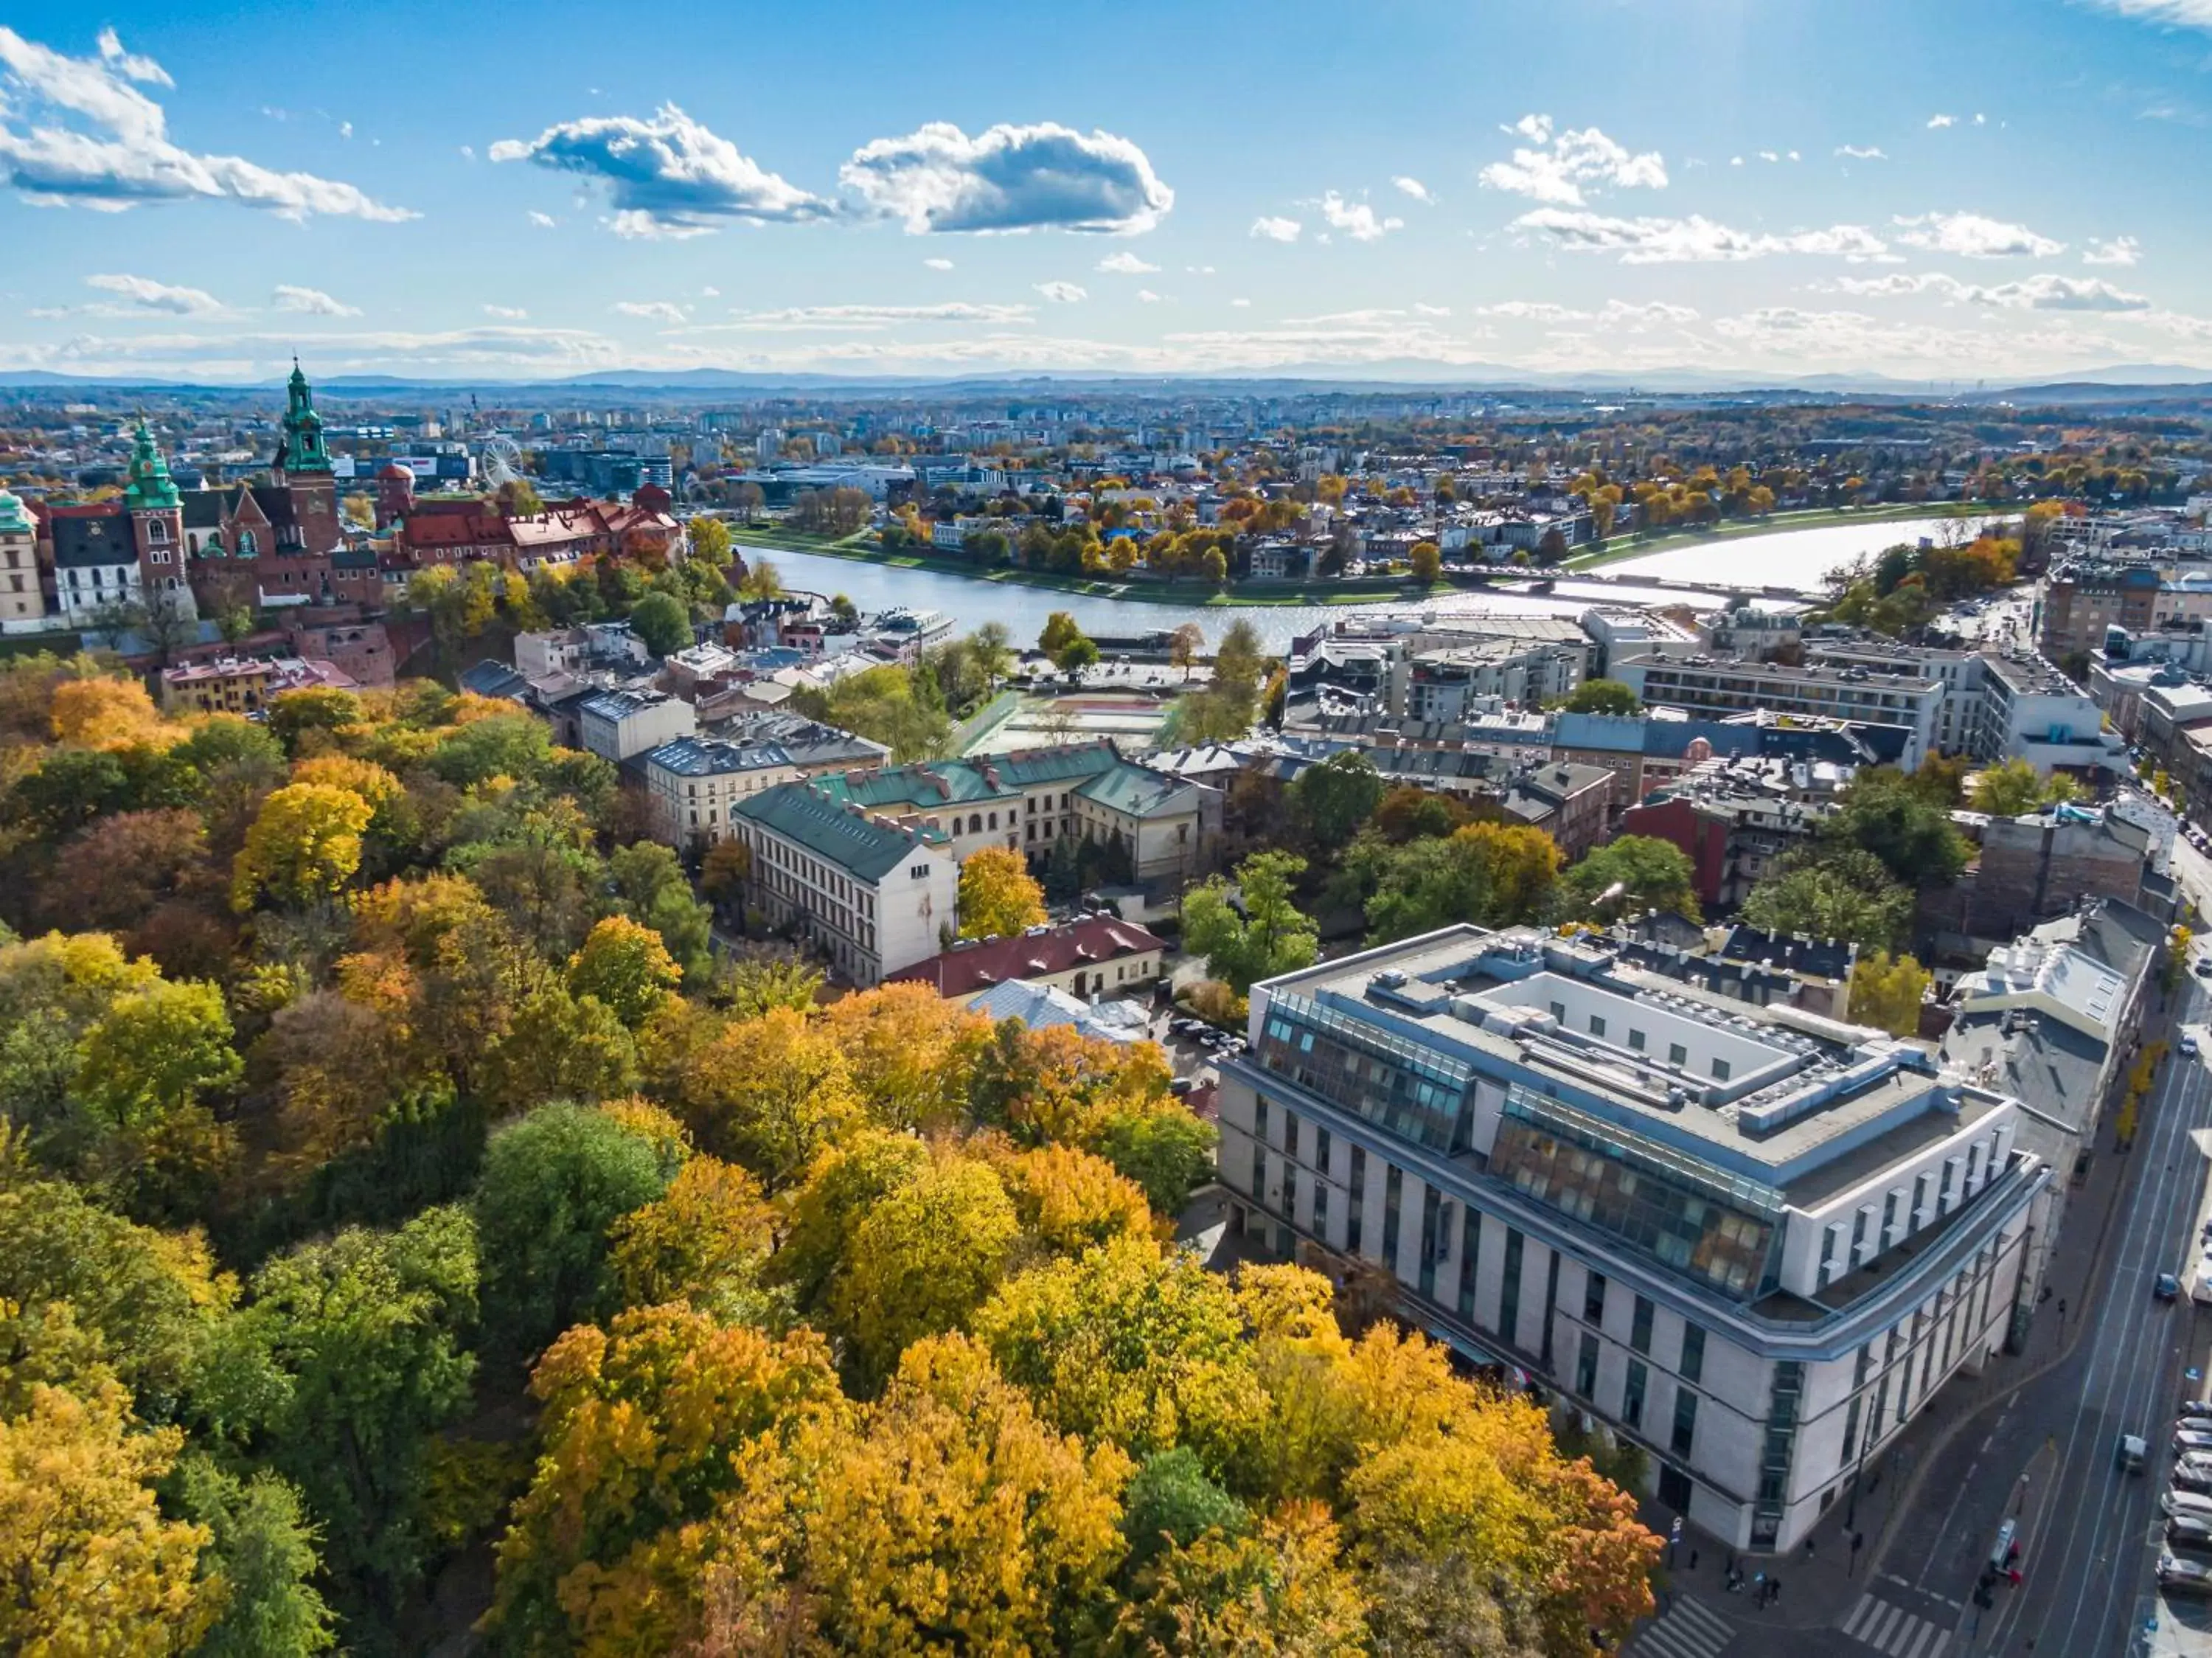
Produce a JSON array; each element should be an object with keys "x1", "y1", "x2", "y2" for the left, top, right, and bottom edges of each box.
[{"x1": 3, "y1": 362, "x2": 2211, "y2": 404}]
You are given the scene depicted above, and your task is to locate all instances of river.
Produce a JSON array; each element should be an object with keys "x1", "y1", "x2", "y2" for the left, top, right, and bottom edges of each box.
[
  {"x1": 747, "y1": 547, "x2": 1742, "y2": 653},
  {"x1": 1593, "y1": 514, "x2": 1999, "y2": 589},
  {"x1": 743, "y1": 514, "x2": 1977, "y2": 653}
]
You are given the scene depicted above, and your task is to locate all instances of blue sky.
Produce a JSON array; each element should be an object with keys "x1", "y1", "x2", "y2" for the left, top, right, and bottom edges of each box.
[{"x1": 4, "y1": 0, "x2": 2212, "y2": 384}]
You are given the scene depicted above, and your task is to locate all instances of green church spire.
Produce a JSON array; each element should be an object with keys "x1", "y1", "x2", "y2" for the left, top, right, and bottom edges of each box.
[
  {"x1": 280, "y1": 357, "x2": 333, "y2": 476},
  {"x1": 121, "y1": 417, "x2": 181, "y2": 512}
]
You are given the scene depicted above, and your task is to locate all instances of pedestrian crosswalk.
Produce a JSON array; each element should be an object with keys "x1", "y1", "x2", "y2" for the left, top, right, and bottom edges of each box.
[
  {"x1": 1840, "y1": 1592, "x2": 1952, "y2": 1657},
  {"x1": 1627, "y1": 1595, "x2": 1733, "y2": 1658}
]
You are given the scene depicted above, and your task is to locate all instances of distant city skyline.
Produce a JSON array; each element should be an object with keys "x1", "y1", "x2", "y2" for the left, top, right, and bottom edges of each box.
[{"x1": 4, "y1": 0, "x2": 2212, "y2": 384}]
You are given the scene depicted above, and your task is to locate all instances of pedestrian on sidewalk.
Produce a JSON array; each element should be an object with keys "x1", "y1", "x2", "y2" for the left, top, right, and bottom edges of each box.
[
  {"x1": 1804, "y1": 1536, "x2": 1815, "y2": 1559},
  {"x1": 1770, "y1": 1576, "x2": 1782, "y2": 1606},
  {"x1": 1688, "y1": 1549, "x2": 1698, "y2": 1572}
]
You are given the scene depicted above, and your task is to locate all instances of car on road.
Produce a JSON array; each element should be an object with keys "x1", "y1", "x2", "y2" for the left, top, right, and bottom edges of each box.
[
  {"x1": 2185, "y1": 1036, "x2": 2202, "y2": 1058},
  {"x1": 2160, "y1": 1272, "x2": 2185, "y2": 1300},
  {"x1": 2121, "y1": 1432, "x2": 2152, "y2": 1474},
  {"x1": 2165, "y1": 1554, "x2": 2212, "y2": 1597},
  {"x1": 2166, "y1": 1488, "x2": 2212, "y2": 1522}
]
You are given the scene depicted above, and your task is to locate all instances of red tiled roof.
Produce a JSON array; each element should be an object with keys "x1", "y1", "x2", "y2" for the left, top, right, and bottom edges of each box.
[{"x1": 885, "y1": 914, "x2": 1168, "y2": 998}]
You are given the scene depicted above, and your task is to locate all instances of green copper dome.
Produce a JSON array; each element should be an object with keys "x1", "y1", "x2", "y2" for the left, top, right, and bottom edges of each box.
[
  {"x1": 0, "y1": 488, "x2": 30, "y2": 535},
  {"x1": 121, "y1": 419, "x2": 181, "y2": 513}
]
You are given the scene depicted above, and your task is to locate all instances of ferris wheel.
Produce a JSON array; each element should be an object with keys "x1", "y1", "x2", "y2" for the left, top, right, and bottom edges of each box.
[{"x1": 481, "y1": 433, "x2": 525, "y2": 488}]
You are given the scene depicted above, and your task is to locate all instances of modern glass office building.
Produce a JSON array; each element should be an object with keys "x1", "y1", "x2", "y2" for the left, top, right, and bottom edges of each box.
[{"x1": 1217, "y1": 925, "x2": 2048, "y2": 1552}]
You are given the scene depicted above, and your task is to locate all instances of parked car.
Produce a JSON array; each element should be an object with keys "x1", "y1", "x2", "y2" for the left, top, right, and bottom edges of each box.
[
  {"x1": 2174, "y1": 1454, "x2": 2212, "y2": 1493},
  {"x1": 2185, "y1": 1035, "x2": 2202, "y2": 1058},
  {"x1": 2175, "y1": 1427, "x2": 2212, "y2": 1457},
  {"x1": 2163, "y1": 1554, "x2": 2212, "y2": 1597},
  {"x1": 2171, "y1": 1516, "x2": 2212, "y2": 1556},
  {"x1": 2160, "y1": 1272, "x2": 2185, "y2": 1301},
  {"x1": 2179, "y1": 1401, "x2": 2212, "y2": 1421},
  {"x1": 2166, "y1": 1488, "x2": 2212, "y2": 1522}
]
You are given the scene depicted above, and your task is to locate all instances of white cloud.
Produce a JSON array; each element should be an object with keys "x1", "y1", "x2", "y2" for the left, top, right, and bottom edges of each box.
[
  {"x1": 491, "y1": 103, "x2": 829, "y2": 236},
  {"x1": 482, "y1": 304, "x2": 528, "y2": 319},
  {"x1": 700, "y1": 286, "x2": 720, "y2": 298},
  {"x1": 1137, "y1": 288, "x2": 1161, "y2": 303},
  {"x1": 1475, "y1": 298, "x2": 1700, "y2": 327},
  {"x1": 1186, "y1": 264, "x2": 1214, "y2": 274},
  {"x1": 1414, "y1": 302, "x2": 1452, "y2": 316},
  {"x1": 1835, "y1": 145, "x2": 1888, "y2": 160},
  {"x1": 838, "y1": 120, "x2": 1172, "y2": 234},
  {"x1": 1250, "y1": 215, "x2": 1301, "y2": 242},
  {"x1": 1893, "y1": 211, "x2": 2065, "y2": 258},
  {"x1": 1318, "y1": 190, "x2": 1402, "y2": 241},
  {"x1": 339, "y1": 121, "x2": 352, "y2": 140},
  {"x1": 273, "y1": 284, "x2": 359, "y2": 316},
  {"x1": 1392, "y1": 176, "x2": 1432, "y2": 202},
  {"x1": 2084, "y1": 235, "x2": 2142, "y2": 266},
  {"x1": 1096, "y1": 250, "x2": 1159, "y2": 274},
  {"x1": 2084, "y1": 0, "x2": 2212, "y2": 25},
  {"x1": 700, "y1": 302, "x2": 1037, "y2": 332},
  {"x1": 1927, "y1": 114, "x2": 1957, "y2": 128},
  {"x1": 613, "y1": 300, "x2": 689, "y2": 323},
  {"x1": 922, "y1": 256, "x2": 953, "y2": 269},
  {"x1": 84, "y1": 271, "x2": 222, "y2": 313},
  {"x1": 1759, "y1": 150, "x2": 1780, "y2": 162},
  {"x1": 1787, "y1": 150, "x2": 1801, "y2": 162},
  {"x1": 1830, "y1": 269, "x2": 2149, "y2": 311},
  {"x1": 1730, "y1": 156, "x2": 1744, "y2": 167},
  {"x1": 1479, "y1": 116, "x2": 1668, "y2": 207},
  {"x1": 1512, "y1": 207, "x2": 1891, "y2": 263},
  {"x1": 1230, "y1": 296, "x2": 1251, "y2": 307},
  {"x1": 94, "y1": 26, "x2": 170, "y2": 86},
  {"x1": 0, "y1": 26, "x2": 411, "y2": 219},
  {"x1": 527, "y1": 209, "x2": 557, "y2": 228},
  {"x1": 1034, "y1": 280, "x2": 1087, "y2": 302},
  {"x1": 458, "y1": 145, "x2": 473, "y2": 161},
  {"x1": 1973, "y1": 113, "x2": 1986, "y2": 125}
]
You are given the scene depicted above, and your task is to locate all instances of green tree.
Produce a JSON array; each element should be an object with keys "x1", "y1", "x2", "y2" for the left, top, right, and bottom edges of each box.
[
  {"x1": 1121, "y1": 1445, "x2": 1249, "y2": 1568},
  {"x1": 473, "y1": 1102, "x2": 681, "y2": 1363},
  {"x1": 74, "y1": 978, "x2": 241, "y2": 1131},
  {"x1": 627, "y1": 590, "x2": 692, "y2": 658},
  {"x1": 1554, "y1": 834, "x2": 1701, "y2": 923},
  {"x1": 714, "y1": 951, "x2": 824, "y2": 1018},
  {"x1": 686, "y1": 514, "x2": 733, "y2": 568},
  {"x1": 1091, "y1": 1100, "x2": 1220, "y2": 1215},
  {"x1": 231, "y1": 1205, "x2": 479, "y2": 1624},
  {"x1": 1290, "y1": 751, "x2": 1385, "y2": 853},
  {"x1": 1562, "y1": 678, "x2": 1641, "y2": 716},
  {"x1": 168, "y1": 1456, "x2": 337, "y2": 1658},
  {"x1": 1740, "y1": 847, "x2": 1914, "y2": 951},
  {"x1": 1827, "y1": 768, "x2": 1972, "y2": 887},
  {"x1": 482, "y1": 987, "x2": 641, "y2": 1115},
  {"x1": 1183, "y1": 850, "x2": 1319, "y2": 995},
  {"x1": 609, "y1": 841, "x2": 714, "y2": 985}
]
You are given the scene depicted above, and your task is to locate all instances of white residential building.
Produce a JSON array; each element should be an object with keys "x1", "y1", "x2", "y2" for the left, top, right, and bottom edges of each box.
[{"x1": 732, "y1": 781, "x2": 959, "y2": 985}]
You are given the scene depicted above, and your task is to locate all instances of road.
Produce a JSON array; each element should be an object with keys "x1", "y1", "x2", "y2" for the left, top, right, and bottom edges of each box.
[{"x1": 1877, "y1": 977, "x2": 2212, "y2": 1658}]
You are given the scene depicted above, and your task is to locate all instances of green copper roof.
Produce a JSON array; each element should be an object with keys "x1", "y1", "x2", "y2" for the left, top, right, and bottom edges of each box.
[
  {"x1": 0, "y1": 488, "x2": 30, "y2": 535},
  {"x1": 280, "y1": 358, "x2": 333, "y2": 474},
  {"x1": 121, "y1": 419, "x2": 181, "y2": 512}
]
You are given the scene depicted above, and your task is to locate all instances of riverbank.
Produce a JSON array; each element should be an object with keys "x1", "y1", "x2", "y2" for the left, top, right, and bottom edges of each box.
[{"x1": 1562, "y1": 501, "x2": 1994, "y2": 572}]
